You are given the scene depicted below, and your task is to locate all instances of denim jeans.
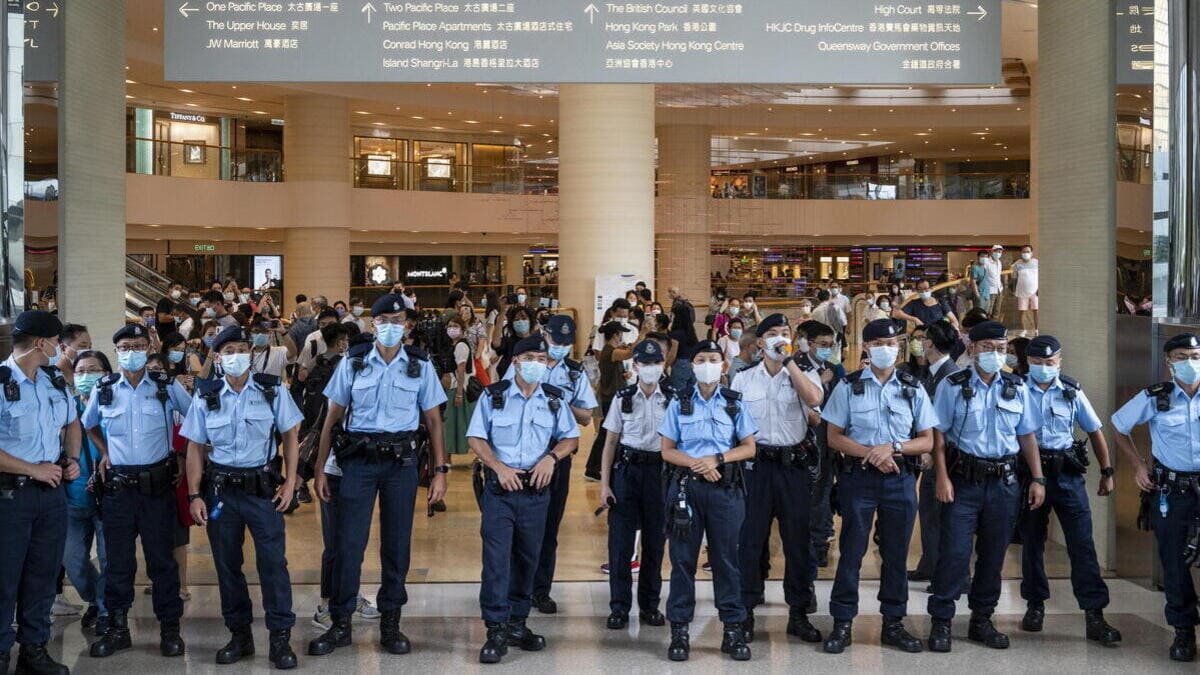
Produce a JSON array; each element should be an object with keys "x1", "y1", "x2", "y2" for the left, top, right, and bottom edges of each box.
[{"x1": 63, "y1": 504, "x2": 107, "y2": 615}]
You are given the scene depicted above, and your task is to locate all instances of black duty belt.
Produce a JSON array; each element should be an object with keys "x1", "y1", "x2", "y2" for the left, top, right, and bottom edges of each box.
[
  {"x1": 1154, "y1": 465, "x2": 1200, "y2": 493},
  {"x1": 666, "y1": 462, "x2": 744, "y2": 489},
  {"x1": 839, "y1": 453, "x2": 922, "y2": 476},
  {"x1": 757, "y1": 443, "x2": 818, "y2": 467},
  {"x1": 103, "y1": 456, "x2": 177, "y2": 497},
  {"x1": 203, "y1": 462, "x2": 280, "y2": 499},
  {"x1": 947, "y1": 446, "x2": 1018, "y2": 484},
  {"x1": 333, "y1": 430, "x2": 417, "y2": 464},
  {"x1": 0, "y1": 471, "x2": 37, "y2": 497},
  {"x1": 1026, "y1": 443, "x2": 1089, "y2": 479},
  {"x1": 618, "y1": 445, "x2": 663, "y2": 466},
  {"x1": 475, "y1": 462, "x2": 547, "y2": 497}
]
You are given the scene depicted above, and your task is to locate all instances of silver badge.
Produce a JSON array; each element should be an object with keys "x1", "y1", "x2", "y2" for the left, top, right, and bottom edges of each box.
[
  {"x1": 560, "y1": 324, "x2": 569, "y2": 335},
  {"x1": 393, "y1": 301, "x2": 401, "y2": 312}
]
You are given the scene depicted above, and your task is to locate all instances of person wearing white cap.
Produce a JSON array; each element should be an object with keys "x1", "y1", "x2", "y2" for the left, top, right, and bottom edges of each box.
[{"x1": 983, "y1": 246, "x2": 1005, "y2": 316}]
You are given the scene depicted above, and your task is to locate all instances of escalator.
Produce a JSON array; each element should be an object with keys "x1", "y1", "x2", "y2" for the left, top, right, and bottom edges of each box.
[{"x1": 125, "y1": 257, "x2": 176, "y2": 320}]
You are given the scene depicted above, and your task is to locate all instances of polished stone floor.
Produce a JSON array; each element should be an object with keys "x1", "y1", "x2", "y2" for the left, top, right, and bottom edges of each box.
[{"x1": 43, "y1": 578, "x2": 1192, "y2": 674}]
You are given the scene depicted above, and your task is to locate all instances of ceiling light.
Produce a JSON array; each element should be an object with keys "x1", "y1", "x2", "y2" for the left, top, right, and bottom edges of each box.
[
  {"x1": 490, "y1": 129, "x2": 501, "y2": 133},
  {"x1": 372, "y1": 122, "x2": 385, "y2": 126},
  {"x1": 252, "y1": 110, "x2": 268, "y2": 115},
  {"x1": 519, "y1": 123, "x2": 534, "y2": 127},
  {"x1": 236, "y1": 97, "x2": 253, "y2": 102},
  {"x1": 152, "y1": 27, "x2": 158, "y2": 31},
  {"x1": 179, "y1": 88, "x2": 193, "y2": 93},
  {"x1": 914, "y1": 132, "x2": 930, "y2": 136},
  {"x1": 465, "y1": 120, "x2": 479, "y2": 124},
  {"x1": 355, "y1": 110, "x2": 371, "y2": 115},
  {"x1": 125, "y1": 79, "x2": 136, "y2": 84},
  {"x1": 125, "y1": 94, "x2": 134, "y2": 99},
  {"x1": 185, "y1": 103, "x2": 198, "y2": 107},
  {"x1": 411, "y1": 115, "x2": 424, "y2": 119},
  {"x1": 432, "y1": 126, "x2": 444, "y2": 129}
]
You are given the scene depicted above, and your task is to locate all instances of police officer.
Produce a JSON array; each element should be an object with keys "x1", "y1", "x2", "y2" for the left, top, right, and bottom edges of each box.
[
  {"x1": 926, "y1": 320, "x2": 1046, "y2": 652},
  {"x1": 1112, "y1": 332, "x2": 1200, "y2": 662},
  {"x1": 799, "y1": 320, "x2": 842, "y2": 575},
  {"x1": 598, "y1": 339, "x2": 672, "y2": 630},
  {"x1": 183, "y1": 326, "x2": 303, "y2": 669},
  {"x1": 730, "y1": 314, "x2": 825, "y2": 643},
  {"x1": 1019, "y1": 335, "x2": 1121, "y2": 646},
  {"x1": 309, "y1": 294, "x2": 447, "y2": 657},
  {"x1": 820, "y1": 319, "x2": 938, "y2": 654},
  {"x1": 82, "y1": 324, "x2": 194, "y2": 660},
  {"x1": 658, "y1": 340, "x2": 758, "y2": 662},
  {"x1": 467, "y1": 336, "x2": 580, "y2": 664},
  {"x1": 0, "y1": 310, "x2": 80, "y2": 675}
]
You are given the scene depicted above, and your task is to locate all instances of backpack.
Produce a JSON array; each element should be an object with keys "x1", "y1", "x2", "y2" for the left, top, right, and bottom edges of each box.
[{"x1": 300, "y1": 352, "x2": 343, "y2": 434}]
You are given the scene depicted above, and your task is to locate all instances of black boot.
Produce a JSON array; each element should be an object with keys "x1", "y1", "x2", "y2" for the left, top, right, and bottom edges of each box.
[
  {"x1": 881, "y1": 617, "x2": 923, "y2": 653},
  {"x1": 720, "y1": 623, "x2": 751, "y2": 661},
  {"x1": 215, "y1": 626, "x2": 255, "y2": 665},
  {"x1": 606, "y1": 612, "x2": 629, "y2": 629},
  {"x1": 532, "y1": 595, "x2": 557, "y2": 614},
  {"x1": 1021, "y1": 602, "x2": 1044, "y2": 632},
  {"x1": 786, "y1": 609, "x2": 822, "y2": 643},
  {"x1": 1170, "y1": 626, "x2": 1197, "y2": 662},
  {"x1": 639, "y1": 609, "x2": 665, "y2": 626},
  {"x1": 805, "y1": 581, "x2": 818, "y2": 614},
  {"x1": 508, "y1": 619, "x2": 546, "y2": 651},
  {"x1": 81, "y1": 605, "x2": 99, "y2": 631},
  {"x1": 269, "y1": 629, "x2": 298, "y2": 670},
  {"x1": 967, "y1": 613, "x2": 1010, "y2": 649},
  {"x1": 742, "y1": 612, "x2": 755, "y2": 643},
  {"x1": 89, "y1": 609, "x2": 132, "y2": 657},
  {"x1": 1083, "y1": 609, "x2": 1120, "y2": 646},
  {"x1": 159, "y1": 620, "x2": 186, "y2": 657},
  {"x1": 823, "y1": 619, "x2": 852, "y2": 654},
  {"x1": 928, "y1": 618, "x2": 952, "y2": 653},
  {"x1": 479, "y1": 622, "x2": 509, "y2": 664},
  {"x1": 380, "y1": 611, "x2": 411, "y2": 655},
  {"x1": 15, "y1": 644, "x2": 68, "y2": 675},
  {"x1": 668, "y1": 623, "x2": 690, "y2": 662},
  {"x1": 307, "y1": 615, "x2": 351, "y2": 656}
]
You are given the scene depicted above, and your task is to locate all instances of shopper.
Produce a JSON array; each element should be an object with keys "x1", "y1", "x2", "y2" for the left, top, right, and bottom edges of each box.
[
  {"x1": 1011, "y1": 245, "x2": 1039, "y2": 336},
  {"x1": 893, "y1": 279, "x2": 961, "y2": 332},
  {"x1": 442, "y1": 315, "x2": 477, "y2": 459}
]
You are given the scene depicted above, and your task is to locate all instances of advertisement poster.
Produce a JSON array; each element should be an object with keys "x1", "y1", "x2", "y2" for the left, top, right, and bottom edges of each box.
[{"x1": 254, "y1": 256, "x2": 281, "y2": 290}]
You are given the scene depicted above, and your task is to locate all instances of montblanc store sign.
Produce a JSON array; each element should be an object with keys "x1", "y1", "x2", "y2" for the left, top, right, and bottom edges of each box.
[{"x1": 164, "y1": 0, "x2": 1001, "y2": 84}]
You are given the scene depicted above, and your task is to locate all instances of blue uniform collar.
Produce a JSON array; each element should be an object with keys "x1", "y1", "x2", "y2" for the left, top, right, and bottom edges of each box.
[
  {"x1": 3, "y1": 356, "x2": 31, "y2": 384},
  {"x1": 116, "y1": 371, "x2": 155, "y2": 390},
  {"x1": 219, "y1": 376, "x2": 262, "y2": 398},
  {"x1": 509, "y1": 381, "x2": 547, "y2": 402},
  {"x1": 367, "y1": 344, "x2": 408, "y2": 368},
  {"x1": 862, "y1": 367, "x2": 899, "y2": 388},
  {"x1": 1025, "y1": 375, "x2": 1061, "y2": 394},
  {"x1": 1171, "y1": 380, "x2": 1200, "y2": 401},
  {"x1": 690, "y1": 386, "x2": 723, "y2": 405},
  {"x1": 968, "y1": 366, "x2": 1006, "y2": 392}
]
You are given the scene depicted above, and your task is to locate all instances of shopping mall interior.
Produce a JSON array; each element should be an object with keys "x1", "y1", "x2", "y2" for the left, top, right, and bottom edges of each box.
[{"x1": 3, "y1": 0, "x2": 1200, "y2": 671}]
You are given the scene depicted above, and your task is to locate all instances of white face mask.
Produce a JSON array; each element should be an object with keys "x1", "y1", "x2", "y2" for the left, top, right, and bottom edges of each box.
[
  {"x1": 693, "y1": 361, "x2": 723, "y2": 385},
  {"x1": 637, "y1": 364, "x2": 664, "y2": 384},
  {"x1": 1021, "y1": 251, "x2": 1033, "y2": 261}
]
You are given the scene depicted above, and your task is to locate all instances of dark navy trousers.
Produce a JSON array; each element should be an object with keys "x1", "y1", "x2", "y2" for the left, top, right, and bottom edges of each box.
[
  {"x1": 101, "y1": 486, "x2": 182, "y2": 620},
  {"x1": 607, "y1": 461, "x2": 665, "y2": 615},
  {"x1": 913, "y1": 469, "x2": 943, "y2": 577},
  {"x1": 739, "y1": 459, "x2": 813, "y2": 612},
  {"x1": 533, "y1": 454, "x2": 571, "y2": 599},
  {"x1": 1019, "y1": 471, "x2": 1109, "y2": 610},
  {"x1": 0, "y1": 484, "x2": 66, "y2": 652},
  {"x1": 206, "y1": 489, "x2": 295, "y2": 631},
  {"x1": 319, "y1": 474, "x2": 341, "y2": 601},
  {"x1": 666, "y1": 476, "x2": 747, "y2": 625},
  {"x1": 479, "y1": 482, "x2": 550, "y2": 623},
  {"x1": 1152, "y1": 483, "x2": 1199, "y2": 628}
]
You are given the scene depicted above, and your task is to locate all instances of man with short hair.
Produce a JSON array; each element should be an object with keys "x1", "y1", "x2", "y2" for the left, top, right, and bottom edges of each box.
[
  {"x1": 201, "y1": 290, "x2": 238, "y2": 328},
  {"x1": 56, "y1": 323, "x2": 92, "y2": 385}
]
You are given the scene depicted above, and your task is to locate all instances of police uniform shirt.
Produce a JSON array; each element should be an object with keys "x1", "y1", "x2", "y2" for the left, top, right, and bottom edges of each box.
[
  {"x1": 931, "y1": 369, "x2": 1040, "y2": 459},
  {"x1": 466, "y1": 384, "x2": 580, "y2": 470},
  {"x1": 0, "y1": 356, "x2": 76, "y2": 463},
  {"x1": 180, "y1": 378, "x2": 304, "y2": 468},
  {"x1": 658, "y1": 388, "x2": 759, "y2": 459},
  {"x1": 1112, "y1": 385, "x2": 1200, "y2": 473},
  {"x1": 602, "y1": 384, "x2": 669, "y2": 452},
  {"x1": 80, "y1": 374, "x2": 193, "y2": 466},
  {"x1": 323, "y1": 345, "x2": 447, "y2": 434},
  {"x1": 1027, "y1": 376, "x2": 1102, "y2": 451},
  {"x1": 821, "y1": 368, "x2": 939, "y2": 447},
  {"x1": 503, "y1": 359, "x2": 599, "y2": 411},
  {"x1": 732, "y1": 361, "x2": 810, "y2": 446}
]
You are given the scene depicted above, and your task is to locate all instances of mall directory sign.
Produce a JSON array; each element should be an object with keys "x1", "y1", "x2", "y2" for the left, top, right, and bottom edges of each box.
[{"x1": 164, "y1": 1, "x2": 1001, "y2": 84}]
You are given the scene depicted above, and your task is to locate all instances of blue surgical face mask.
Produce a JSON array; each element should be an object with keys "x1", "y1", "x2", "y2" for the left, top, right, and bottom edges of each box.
[
  {"x1": 517, "y1": 294, "x2": 527, "y2": 304},
  {"x1": 203, "y1": 335, "x2": 215, "y2": 349},
  {"x1": 168, "y1": 350, "x2": 185, "y2": 364},
  {"x1": 548, "y1": 344, "x2": 570, "y2": 361},
  {"x1": 117, "y1": 349, "x2": 148, "y2": 372},
  {"x1": 1029, "y1": 364, "x2": 1059, "y2": 384},
  {"x1": 74, "y1": 373, "x2": 103, "y2": 397},
  {"x1": 252, "y1": 334, "x2": 270, "y2": 348},
  {"x1": 513, "y1": 319, "x2": 531, "y2": 335},
  {"x1": 815, "y1": 346, "x2": 835, "y2": 362},
  {"x1": 730, "y1": 328, "x2": 743, "y2": 339},
  {"x1": 976, "y1": 350, "x2": 1006, "y2": 374},
  {"x1": 1173, "y1": 359, "x2": 1200, "y2": 385},
  {"x1": 376, "y1": 323, "x2": 405, "y2": 348},
  {"x1": 518, "y1": 360, "x2": 548, "y2": 384},
  {"x1": 221, "y1": 353, "x2": 251, "y2": 378}
]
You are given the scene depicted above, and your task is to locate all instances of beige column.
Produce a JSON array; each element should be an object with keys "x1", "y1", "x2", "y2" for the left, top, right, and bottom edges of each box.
[
  {"x1": 504, "y1": 250, "x2": 525, "y2": 289},
  {"x1": 557, "y1": 85, "x2": 656, "y2": 347},
  {"x1": 1037, "y1": 2, "x2": 1116, "y2": 566},
  {"x1": 58, "y1": 0, "x2": 126, "y2": 344},
  {"x1": 655, "y1": 124, "x2": 711, "y2": 308},
  {"x1": 282, "y1": 95, "x2": 351, "y2": 311}
]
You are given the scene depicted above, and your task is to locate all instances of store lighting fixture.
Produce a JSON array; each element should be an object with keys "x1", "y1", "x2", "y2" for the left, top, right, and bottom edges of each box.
[
  {"x1": 355, "y1": 110, "x2": 371, "y2": 115},
  {"x1": 125, "y1": 79, "x2": 136, "y2": 84},
  {"x1": 432, "y1": 126, "x2": 444, "y2": 129},
  {"x1": 125, "y1": 95, "x2": 134, "y2": 99},
  {"x1": 185, "y1": 103, "x2": 198, "y2": 107},
  {"x1": 519, "y1": 123, "x2": 534, "y2": 127},
  {"x1": 372, "y1": 122, "x2": 385, "y2": 126},
  {"x1": 179, "y1": 88, "x2": 194, "y2": 93},
  {"x1": 252, "y1": 111, "x2": 268, "y2": 115},
  {"x1": 236, "y1": 97, "x2": 253, "y2": 102},
  {"x1": 465, "y1": 120, "x2": 479, "y2": 124},
  {"x1": 411, "y1": 116, "x2": 424, "y2": 119}
]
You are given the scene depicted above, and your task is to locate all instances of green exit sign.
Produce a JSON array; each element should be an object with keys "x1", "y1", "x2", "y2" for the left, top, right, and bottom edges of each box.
[{"x1": 194, "y1": 244, "x2": 216, "y2": 252}]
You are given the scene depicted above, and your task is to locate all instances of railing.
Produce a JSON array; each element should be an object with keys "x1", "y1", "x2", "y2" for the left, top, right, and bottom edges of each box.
[
  {"x1": 126, "y1": 137, "x2": 283, "y2": 182},
  {"x1": 351, "y1": 157, "x2": 559, "y2": 195},
  {"x1": 709, "y1": 171, "x2": 1030, "y2": 200}
]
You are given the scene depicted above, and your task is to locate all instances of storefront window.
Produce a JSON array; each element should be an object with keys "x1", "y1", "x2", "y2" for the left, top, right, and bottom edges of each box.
[
  {"x1": 414, "y1": 140, "x2": 465, "y2": 192},
  {"x1": 355, "y1": 136, "x2": 408, "y2": 189},
  {"x1": 471, "y1": 143, "x2": 520, "y2": 193}
]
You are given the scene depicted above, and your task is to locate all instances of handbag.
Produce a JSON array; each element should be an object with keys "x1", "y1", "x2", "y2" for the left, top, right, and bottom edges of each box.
[{"x1": 465, "y1": 375, "x2": 485, "y2": 403}]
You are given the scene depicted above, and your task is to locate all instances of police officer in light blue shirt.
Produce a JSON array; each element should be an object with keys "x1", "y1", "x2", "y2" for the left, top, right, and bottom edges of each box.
[
  {"x1": 658, "y1": 340, "x2": 758, "y2": 663},
  {"x1": 308, "y1": 294, "x2": 447, "y2": 659},
  {"x1": 81, "y1": 323, "x2": 193, "y2": 660},
  {"x1": 1018, "y1": 335, "x2": 1121, "y2": 647},
  {"x1": 821, "y1": 319, "x2": 938, "y2": 655},
  {"x1": 0, "y1": 311, "x2": 81, "y2": 675},
  {"x1": 467, "y1": 336, "x2": 579, "y2": 664},
  {"x1": 926, "y1": 320, "x2": 1045, "y2": 654},
  {"x1": 1112, "y1": 332, "x2": 1200, "y2": 662}
]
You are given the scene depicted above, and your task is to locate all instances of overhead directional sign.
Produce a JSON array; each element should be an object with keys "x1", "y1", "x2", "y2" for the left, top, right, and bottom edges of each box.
[
  {"x1": 1114, "y1": 1, "x2": 1153, "y2": 86},
  {"x1": 164, "y1": 0, "x2": 1001, "y2": 84},
  {"x1": 23, "y1": 0, "x2": 63, "y2": 82}
]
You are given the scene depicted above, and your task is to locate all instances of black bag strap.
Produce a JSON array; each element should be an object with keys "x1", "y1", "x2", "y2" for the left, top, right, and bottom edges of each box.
[{"x1": 1147, "y1": 381, "x2": 1174, "y2": 412}]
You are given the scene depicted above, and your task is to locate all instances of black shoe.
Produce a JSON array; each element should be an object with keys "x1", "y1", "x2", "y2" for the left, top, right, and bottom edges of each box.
[
  {"x1": 787, "y1": 611, "x2": 822, "y2": 643},
  {"x1": 15, "y1": 643, "x2": 68, "y2": 675},
  {"x1": 720, "y1": 623, "x2": 751, "y2": 661},
  {"x1": 380, "y1": 610, "x2": 411, "y2": 655},
  {"x1": 741, "y1": 613, "x2": 755, "y2": 643},
  {"x1": 639, "y1": 609, "x2": 665, "y2": 626},
  {"x1": 269, "y1": 629, "x2": 298, "y2": 670},
  {"x1": 216, "y1": 626, "x2": 255, "y2": 665},
  {"x1": 89, "y1": 610, "x2": 131, "y2": 657},
  {"x1": 815, "y1": 543, "x2": 830, "y2": 568},
  {"x1": 1021, "y1": 602, "x2": 1044, "y2": 632},
  {"x1": 928, "y1": 618, "x2": 952, "y2": 653},
  {"x1": 753, "y1": 593, "x2": 766, "y2": 608},
  {"x1": 479, "y1": 622, "x2": 509, "y2": 664},
  {"x1": 881, "y1": 618, "x2": 923, "y2": 653},
  {"x1": 1084, "y1": 609, "x2": 1121, "y2": 647},
  {"x1": 307, "y1": 615, "x2": 351, "y2": 656},
  {"x1": 508, "y1": 620, "x2": 546, "y2": 651},
  {"x1": 668, "y1": 623, "x2": 690, "y2": 662},
  {"x1": 432, "y1": 499, "x2": 447, "y2": 512},
  {"x1": 906, "y1": 570, "x2": 931, "y2": 582},
  {"x1": 159, "y1": 620, "x2": 186, "y2": 657},
  {"x1": 94, "y1": 613, "x2": 110, "y2": 637},
  {"x1": 296, "y1": 482, "x2": 312, "y2": 504},
  {"x1": 823, "y1": 620, "x2": 852, "y2": 654},
  {"x1": 924, "y1": 584, "x2": 934, "y2": 594},
  {"x1": 81, "y1": 605, "x2": 99, "y2": 630},
  {"x1": 1170, "y1": 626, "x2": 1196, "y2": 662},
  {"x1": 606, "y1": 612, "x2": 629, "y2": 630},
  {"x1": 805, "y1": 582, "x2": 818, "y2": 614},
  {"x1": 967, "y1": 614, "x2": 1010, "y2": 649},
  {"x1": 532, "y1": 595, "x2": 557, "y2": 615}
]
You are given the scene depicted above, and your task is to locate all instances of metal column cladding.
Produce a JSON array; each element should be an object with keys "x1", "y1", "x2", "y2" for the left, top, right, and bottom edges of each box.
[
  {"x1": 1164, "y1": 0, "x2": 1200, "y2": 320},
  {"x1": 1, "y1": 1, "x2": 25, "y2": 320}
]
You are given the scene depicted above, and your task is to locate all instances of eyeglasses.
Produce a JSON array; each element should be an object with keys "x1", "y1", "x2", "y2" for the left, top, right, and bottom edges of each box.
[
  {"x1": 1168, "y1": 354, "x2": 1200, "y2": 363},
  {"x1": 373, "y1": 316, "x2": 406, "y2": 326},
  {"x1": 114, "y1": 344, "x2": 149, "y2": 353}
]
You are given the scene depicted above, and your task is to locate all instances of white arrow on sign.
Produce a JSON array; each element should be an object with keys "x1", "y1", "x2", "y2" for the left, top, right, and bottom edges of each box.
[
  {"x1": 362, "y1": 2, "x2": 377, "y2": 24},
  {"x1": 178, "y1": 1, "x2": 198, "y2": 18},
  {"x1": 967, "y1": 5, "x2": 987, "y2": 21},
  {"x1": 584, "y1": 3, "x2": 598, "y2": 24},
  {"x1": 46, "y1": 2, "x2": 59, "y2": 18}
]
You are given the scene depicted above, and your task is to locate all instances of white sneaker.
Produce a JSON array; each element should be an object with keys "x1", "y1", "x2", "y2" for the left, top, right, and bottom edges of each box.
[
  {"x1": 50, "y1": 595, "x2": 82, "y2": 617},
  {"x1": 355, "y1": 595, "x2": 381, "y2": 620},
  {"x1": 311, "y1": 604, "x2": 332, "y2": 630}
]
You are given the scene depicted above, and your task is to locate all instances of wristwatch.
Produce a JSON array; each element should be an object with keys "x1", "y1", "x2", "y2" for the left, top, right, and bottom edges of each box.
[
  {"x1": 1031, "y1": 476, "x2": 1047, "y2": 486},
  {"x1": 187, "y1": 493, "x2": 203, "y2": 502},
  {"x1": 715, "y1": 453, "x2": 726, "y2": 467},
  {"x1": 892, "y1": 441, "x2": 904, "y2": 454},
  {"x1": 1100, "y1": 466, "x2": 1115, "y2": 478},
  {"x1": 435, "y1": 464, "x2": 451, "y2": 474}
]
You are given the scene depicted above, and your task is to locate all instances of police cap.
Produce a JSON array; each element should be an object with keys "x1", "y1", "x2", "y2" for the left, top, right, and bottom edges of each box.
[
  {"x1": 632, "y1": 339, "x2": 665, "y2": 364},
  {"x1": 862, "y1": 318, "x2": 901, "y2": 342},
  {"x1": 1164, "y1": 333, "x2": 1200, "y2": 353},
  {"x1": 1027, "y1": 335, "x2": 1062, "y2": 358},
  {"x1": 755, "y1": 313, "x2": 789, "y2": 338},
  {"x1": 545, "y1": 314, "x2": 576, "y2": 343},
  {"x1": 12, "y1": 310, "x2": 62, "y2": 339},
  {"x1": 371, "y1": 293, "x2": 409, "y2": 317},
  {"x1": 112, "y1": 323, "x2": 150, "y2": 344},
  {"x1": 211, "y1": 326, "x2": 251, "y2": 353},
  {"x1": 513, "y1": 336, "x2": 548, "y2": 357},
  {"x1": 968, "y1": 320, "x2": 1007, "y2": 342},
  {"x1": 692, "y1": 340, "x2": 722, "y2": 358}
]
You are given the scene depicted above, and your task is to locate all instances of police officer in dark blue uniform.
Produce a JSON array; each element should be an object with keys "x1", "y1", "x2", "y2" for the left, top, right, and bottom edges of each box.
[
  {"x1": 308, "y1": 294, "x2": 447, "y2": 657},
  {"x1": 926, "y1": 320, "x2": 1045, "y2": 653},
  {"x1": 0, "y1": 310, "x2": 80, "y2": 675},
  {"x1": 599, "y1": 339, "x2": 672, "y2": 630},
  {"x1": 1112, "y1": 332, "x2": 1200, "y2": 662},
  {"x1": 183, "y1": 326, "x2": 303, "y2": 669},
  {"x1": 658, "y1": 340, "x2": 758, "y2": 662},
  {"x1": 820, "y1": 319, "x2": 938, "y2": 654},
  {"x1": 82, "y1": 324, "x2": 194, "y2": 660},
  {"x1": 467, "y1": 336, "x2": 580, "y2": 664},
  {"x1": 1019, "y1": 335, "x2": 1121, "y2": 646}
]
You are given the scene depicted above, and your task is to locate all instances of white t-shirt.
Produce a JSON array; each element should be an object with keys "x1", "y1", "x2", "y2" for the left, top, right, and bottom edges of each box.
[
  {"x1": 718, "y1": 335, "x2": 741, "y2": 363},
  {"x1": 297, "y1": 330, "x2": 327, "y2": 371},
  {"x1": 249, "y1": 345, "x2": 290, "y2": 379},
  {"x1": 1012, "y1": 258, "x2": 1039, "y2": 298},
  {"x1": 983, "y1": 257, "x2": 1003, "y2": 293},
  {"x1": 449, "y1": 341, "x2": 472, "y2": 388},
  {"x1": 342, "y1": 315, "x2": 366, "y2": 331},
  {"x1": 177, "y1": 317, "x2": 194, "y2": 340},
  {"x1": 829, "y1": 293, "x2": 852, "y2": 315}
]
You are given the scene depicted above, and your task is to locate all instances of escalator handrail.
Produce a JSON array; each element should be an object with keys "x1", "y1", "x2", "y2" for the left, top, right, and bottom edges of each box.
[{"x1": 125, "y1": 257, "x2": 175, "y2": 294}]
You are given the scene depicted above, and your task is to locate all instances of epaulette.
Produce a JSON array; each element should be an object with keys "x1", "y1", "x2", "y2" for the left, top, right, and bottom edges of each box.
[
  {"x1": 487, "y1": 379, "x2": 512, "y2": 409},
  {"x1": 1147, "y1": 381, "x2": 1175, "y2": 412},
  {"x1": 252, "y1": 373, "x2": 281, "y2": 387},
  {"x1": 195, "y1": 377, "x2": 224, "y2": 395},
  {"x1": 999, "y1": 371, "x2": 1024, "y2": 387},
  {"x1": 347, "y1": 341, "x2": 373, "y2": 359},
  {"x1": 99, "y1": 373, "x2": 122, "y2": 387},
  {"x1": 738, "y1": 362, "x2": 757, "y2": 373},
  {"x1": 563, "y1": 358, "x2": 583, "y2": 371},
  {"x1": 617, "y1": 384, "x2": 638, "y2": 398},
  {"x1": 1059, "y1": 375, "x2": 1080, "y2": 390},
  {"x1": 947, "y1": 369, "x2": 972, "y2": 386},
  {"x1": 147, "y1": 370, "x2": 172, "y2": 385},
  {"x1": 896, "y1": 369, "x2": 919, "y2": 387}
]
